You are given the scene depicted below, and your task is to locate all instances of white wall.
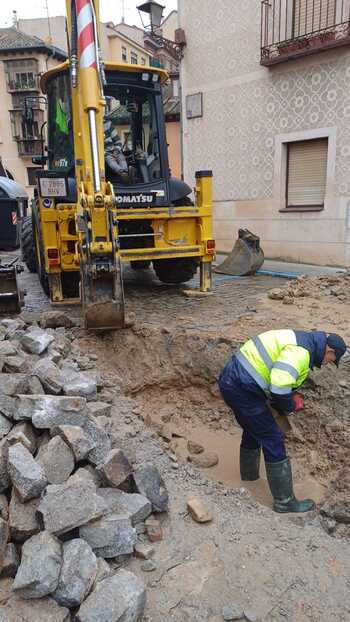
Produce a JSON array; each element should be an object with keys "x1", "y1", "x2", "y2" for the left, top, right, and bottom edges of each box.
[{"x1": 179, "y1": 0, "x2": 350, "y2": 266}]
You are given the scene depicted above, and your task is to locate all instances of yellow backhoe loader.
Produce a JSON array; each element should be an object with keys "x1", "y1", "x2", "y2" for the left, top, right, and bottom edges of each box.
[{"x1": 20, "y1": 0, "x2": 215, "y2": 330}]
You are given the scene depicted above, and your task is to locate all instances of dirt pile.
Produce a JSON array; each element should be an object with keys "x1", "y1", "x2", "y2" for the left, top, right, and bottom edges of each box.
[
  {"x1": 268, "y1": 272, "x2": 350, "y2": 304},
  {"x1": 320, "y1": 467, "x2": 350, "y2": 538}
]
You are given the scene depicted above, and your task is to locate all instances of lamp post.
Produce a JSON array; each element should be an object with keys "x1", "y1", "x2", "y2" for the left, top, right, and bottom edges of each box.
[
  {"x1": 137, "y1": 1, "x2": 165, "y2": 32},
  {"x1": 137, "y1": 1, "x2": 186, "y2": 61}
]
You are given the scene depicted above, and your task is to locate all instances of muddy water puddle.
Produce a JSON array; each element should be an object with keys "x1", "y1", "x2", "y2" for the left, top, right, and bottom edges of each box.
[{"x1": 142, "y1": 408, "x2": 327, "y2": 508}]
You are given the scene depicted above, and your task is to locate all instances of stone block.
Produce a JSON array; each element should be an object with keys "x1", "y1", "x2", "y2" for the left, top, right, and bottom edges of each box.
[
  {"x1": 0, "y1": 395, "x2": 16, "y2": 420},
  {"x1": 97, "y1": 488, "x2": 152, "y2": 525},
  {"x1": 145, "y1": 517, "x2": 162, "y2": 542},
  {"x1": 0, "y1": 543, "x2": 19, "y2": 578},
  {"x1": 8, "y1": 444, "x2": 47, "y2": 502},
  {"x1": 4, "y1": 356, "x2": 28, "y2": 374},
  {"x1": 9, "y1": 489, "x2": 40, "y2": 543},
  {"x1": 0, "y1": 495, "x2": 8, "y2": 521},
  {"x1": 189, "y1": 451, "x2": 219, "y2": 468},
  {"x1": 96, "y1": 449, "x2": 132, "y2": 488},
  {"x1": 39, "y1": 436, "x2": 75, "y2": 485},
  {"x1": 80, "y1": 513, "x2": 136, "y2": 558},
  {"x1": 69, "y1": 466, "x2": 101, "y2": 488},
  {"x1": 53, "y1": 425, "x2": 93, "y2": 462},
  {"x1": 0, "y1": 440, "x2": 10, "y2": 493},
  {"x1": 21, "y1": 328, "x2": 54, "y2": 355},
  {"x1": 32, "y1": 359, "x2": 63, "y2": 395},
  {"x1": 76, "y1": 570, "x2": 146, "y2": 622},
  {"x1": 62, "y1": 369, "x2": 97, "y2": 400},
  {"x1": 133, "y1": 465, "x2": 169, "y2": 513},
  {"x1": 92, "y1": 558, "x2": 112, "y2": 588},
  {"x1": 187, "y1": 496, "x2": 213, "y2": 523},
  {"x1": 16, "y1": 395, "x2": 87, "y2": 427},
  {"x1": 12, "y1": 531, "x2": 62, "y2": 598},
  {"x1": 7, "y1": 422, "x2": 37, "y2": 454},
  {"x1": 0, "y1": 414, "x2": 12, "y2": 440},
  {"x1": 0, "y1": 374, "x2": 28, "y2": 396},
  {"x1": 0, "y1": 517, "x2": 9, "y2": 561},
  {"x1": 87, "y1": 402, "x2": 112, "y2": 418},
  {"x1": 1, "y1": 318, "x2": 25, "y2": 333},
  {"x1": 53, "y1": 539, "x2": 97, "y2": 608},
  {"x1": 0, "y1": 342, "x2": 18, "y2": 357},
  {"x1": 40, "y1": 312, "x2": 75, "y2": 329},
  {"x1": 38, "y1": 479, "x2": 106, "y2": 535},
  {"x1": 27, "y1": 375, "x2": 45, "y2": 396},
  {"x1": 84, "y1": 417, "x2": 111, "y2": 466},
  {"x1": 222, "y1": 604, "x2": 244, "y2": 620}
]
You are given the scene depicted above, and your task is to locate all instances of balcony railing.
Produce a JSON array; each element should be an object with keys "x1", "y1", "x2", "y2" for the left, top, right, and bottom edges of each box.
[
  {"x1": 261, "y1": 0, "x2": 350, "y2": 65},
  {"x1": 16, "y1": 139, "x2": 43, "y2": 157}
]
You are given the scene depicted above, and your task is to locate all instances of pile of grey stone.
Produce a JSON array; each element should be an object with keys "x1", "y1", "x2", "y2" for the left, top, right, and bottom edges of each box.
[{"x1": 0, "y1": 313, "x2": 169, "y2": 622}]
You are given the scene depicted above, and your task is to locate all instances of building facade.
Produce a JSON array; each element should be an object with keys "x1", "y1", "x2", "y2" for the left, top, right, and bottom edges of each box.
[
  {"x1": 0, "y1": 28, "x2": 65, "y2": 196},
  {"x1": 179, "y1": 0, "x2": 350, "y2": 266}
]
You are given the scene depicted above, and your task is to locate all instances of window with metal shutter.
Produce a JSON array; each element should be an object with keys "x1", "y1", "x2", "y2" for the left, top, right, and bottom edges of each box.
[
  {"x1": 287, "y1": 138, "x2": 328, "y2": 208},
  {"x1": 293, "y1": 0, "x2": 336, "y2": 37}
]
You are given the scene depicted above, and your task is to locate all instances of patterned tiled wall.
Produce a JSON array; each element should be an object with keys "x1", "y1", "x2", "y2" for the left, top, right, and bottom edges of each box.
[{"x1": 179, "y1": 0, "x2": 350, "y2": 264}]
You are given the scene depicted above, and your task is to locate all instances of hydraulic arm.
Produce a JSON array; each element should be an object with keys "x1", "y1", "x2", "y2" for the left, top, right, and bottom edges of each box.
[{"x1": 66, "y1": 0, "x2": 125, "y2": 329}]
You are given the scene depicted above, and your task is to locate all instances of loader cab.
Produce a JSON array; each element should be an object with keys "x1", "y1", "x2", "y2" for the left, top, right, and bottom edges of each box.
[
  {"x1": 104, "y1": 74, "x2": 164, "y2": 186},
  {"x1": 103, "y1": 67, "x2": 192, "y2": 208},
  {"x1": 43, "y1": 65, "x2": 191, "y2": 207}
]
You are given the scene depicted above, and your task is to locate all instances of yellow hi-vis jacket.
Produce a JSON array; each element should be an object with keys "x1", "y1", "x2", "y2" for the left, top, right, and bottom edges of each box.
[{"x1": 236, "y1": 329, "x2": 311, "y2": 401}]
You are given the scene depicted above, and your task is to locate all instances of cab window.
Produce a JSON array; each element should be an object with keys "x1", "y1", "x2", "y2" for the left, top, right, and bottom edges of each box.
[{"x1": 47, "y1": 73, "x2": 74, "y2": 172}]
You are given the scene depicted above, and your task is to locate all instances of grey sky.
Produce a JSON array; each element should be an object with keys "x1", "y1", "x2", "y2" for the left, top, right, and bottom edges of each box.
[{"x1": 0, "y1": 0, "x2": 178, "y2": 28}]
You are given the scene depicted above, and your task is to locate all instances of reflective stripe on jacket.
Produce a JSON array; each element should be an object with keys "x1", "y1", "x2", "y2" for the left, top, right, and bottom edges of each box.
[{"x1": 236, "y1": 329, "x2": 311, "y2": 410}]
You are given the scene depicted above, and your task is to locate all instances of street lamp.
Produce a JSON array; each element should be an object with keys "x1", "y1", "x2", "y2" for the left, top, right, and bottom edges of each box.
[
  {"x1": 137, "y1": 1, "x2": 165, "y2": 32},
  {"x1": 137, "y1": 0, "x2": 186, "y2": 61}
]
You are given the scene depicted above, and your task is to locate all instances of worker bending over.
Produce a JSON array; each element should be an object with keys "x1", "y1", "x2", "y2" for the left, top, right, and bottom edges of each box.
[{"x1": 219, "y1": 330, "x2": 346, "y2": 513}]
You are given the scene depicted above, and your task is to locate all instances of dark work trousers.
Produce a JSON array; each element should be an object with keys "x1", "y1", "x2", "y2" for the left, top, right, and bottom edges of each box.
[{"x1": 218, "y1": 355, "x2": 287, "y2": 463}]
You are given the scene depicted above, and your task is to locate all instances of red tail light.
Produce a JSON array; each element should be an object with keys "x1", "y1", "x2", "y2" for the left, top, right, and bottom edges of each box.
[
  {"x1": 47, "y1": 248, "x2": 60, "y2": 265},
  {"x1": 206, "y1": 239, "x2": 216, "y2": 255}
]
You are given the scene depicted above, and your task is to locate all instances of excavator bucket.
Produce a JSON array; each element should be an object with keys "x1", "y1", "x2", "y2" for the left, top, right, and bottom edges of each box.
[
  {"x1": 214, "y1": 229, "x2": 264, "y2": 277},
  {"x1": 0, "y1": 259, "x2": 25, "y2": 314},
  {"x1": 80, "y1": 257, "x2": 125, "y2": 331}
]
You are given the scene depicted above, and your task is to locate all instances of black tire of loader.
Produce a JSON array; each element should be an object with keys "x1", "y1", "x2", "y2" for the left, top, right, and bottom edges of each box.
[
  {"x1": 153, "y1": 258, "x2": 199, "y2": 284},
  {"x1": 29, "y1": 207, "x2": 50, "y2": 297},
  {"x1": 21, "y1": 216, "x2": 37, "y2": 273},
  {"x1": 35, "y1": 225, "x2": 50, "y2": 297},
  {"x1": 130, "y1": 260, "x2": 151, "y2": 270}
]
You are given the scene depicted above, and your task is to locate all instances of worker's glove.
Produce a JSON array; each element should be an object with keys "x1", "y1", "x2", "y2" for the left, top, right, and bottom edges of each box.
[{"x1": 292, "y1": 392, "x2": 304, "y2": 412}]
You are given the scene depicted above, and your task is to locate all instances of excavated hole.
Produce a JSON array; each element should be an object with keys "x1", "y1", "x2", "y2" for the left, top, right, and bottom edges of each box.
[{"x1": 102, "y1": 326, "x2": 350, "y2": 536}]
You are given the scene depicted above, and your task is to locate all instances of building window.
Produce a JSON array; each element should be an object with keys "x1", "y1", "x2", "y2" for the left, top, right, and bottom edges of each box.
[
  {"x1": 141, "y1": 57, "x2": 146, "y2": 65},
  {"x1": 286, "y1": 138, "x2": 328, "y2": 210},
  {"x1": 4, "y1": 59, "x2": 38, "y2": 91},
  {"x1": 130, "y1": 51, "x2": 138, "y2": 65},
  {"x1": 9, "y1": 109, "x2": 44, "y2": 141},
  {"x1": 122, "y1": 46, "x2": 127, "y2": 62}
]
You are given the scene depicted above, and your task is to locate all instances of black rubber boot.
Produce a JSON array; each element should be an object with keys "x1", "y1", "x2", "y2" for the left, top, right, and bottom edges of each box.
[
  {"x1": 265, "y1": 458, "x2": 315, "y2": 513},
  {"x1": 240, "y1": 447, "x2": 261, "y2": 481}
]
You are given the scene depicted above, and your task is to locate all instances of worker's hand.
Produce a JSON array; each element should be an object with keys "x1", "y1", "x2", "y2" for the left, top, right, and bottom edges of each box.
[{"x1": 292, "y1": 393, "x2": 304, "y2": 412}]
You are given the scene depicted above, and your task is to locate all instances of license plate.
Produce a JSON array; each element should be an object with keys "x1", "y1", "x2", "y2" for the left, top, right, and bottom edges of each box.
[{"x1": 39, "y1": 177, "x2": 67, "y2": 198}]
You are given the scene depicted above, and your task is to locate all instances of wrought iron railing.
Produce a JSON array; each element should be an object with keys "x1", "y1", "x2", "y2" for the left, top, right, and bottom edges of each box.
[
  {"x1": 261, "y1": 0, "x2": 350, "y2": 65},
  {"x1": 16, "y1": 139, "x2": 43, "y2": 157}
]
